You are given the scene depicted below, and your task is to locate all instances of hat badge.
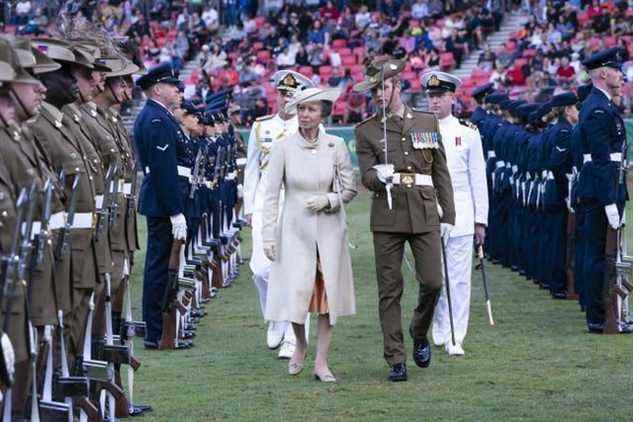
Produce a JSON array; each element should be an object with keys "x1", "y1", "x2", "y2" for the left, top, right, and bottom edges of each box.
[
  {"x1": 428, "y1": 75, "x2": 440, "y2": 87},
  {"x1": 282, "y1": 74, "x2": 297, "y2": 87}
]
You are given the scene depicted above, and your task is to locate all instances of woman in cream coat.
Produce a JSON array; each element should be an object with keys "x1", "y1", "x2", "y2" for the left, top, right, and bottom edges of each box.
[{"x1": 262, "y1": 87, "x2": 357, "y2": 382}]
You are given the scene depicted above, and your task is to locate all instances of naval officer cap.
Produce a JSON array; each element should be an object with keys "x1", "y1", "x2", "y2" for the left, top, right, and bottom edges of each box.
[
  {"x1": 270, "y1": 69, "x2": 314, "y2": 93},
  {"x1": 548, "y1": 92, "x2": 578, "y2": 108},
  {"x1": 136, "y1": 62, "x2": 180, "y2": 90},
  {"x1": 582, "y1": 47, "x2": 625, "y2": 70},
  {"x1": 472, "y1": 82, "x2": 494, "y2": 100},
  {"x1": 421, "y1": 71, "x2": 462, "y2": 94}
]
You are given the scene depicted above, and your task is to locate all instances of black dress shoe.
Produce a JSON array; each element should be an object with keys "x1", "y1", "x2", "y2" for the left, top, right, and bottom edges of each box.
[
  {"x1": 587, "y1": 322, "x2": 604, "y2": 334},
  {"x1": 129, "y1": 403, "x2": 153, "y2": 416},
  {"x1": 412, "y1": 338, "x2": 432, "y2": 368},
  {"x1": 143, "y1": 340, "x2": 159, "y2": 350},
  {"x1": 552, "y1": 291, "x2": 567, "y2": 300},
  {"x1": 388, "y1": 363, "x2": 407, "y2": 382}
]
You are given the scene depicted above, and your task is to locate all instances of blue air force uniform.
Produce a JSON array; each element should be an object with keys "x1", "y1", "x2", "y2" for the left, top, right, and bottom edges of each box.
[{"x1": 133, "y1": 63, "x2": 183, "y2": 345}]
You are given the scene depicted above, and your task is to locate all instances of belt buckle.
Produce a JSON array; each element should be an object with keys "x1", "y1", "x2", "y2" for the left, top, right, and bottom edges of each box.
[{"x1": 401, "y1": 173, "x2": 414, "y2": 188}]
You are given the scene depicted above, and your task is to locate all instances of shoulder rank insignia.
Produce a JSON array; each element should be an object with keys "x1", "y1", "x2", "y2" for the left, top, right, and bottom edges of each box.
[
  {"x1": 459, "y1": 118, "x2": 478, "y2": 130},
  {"x1": 592, "y1": 109, "x2": 605, "y2": 115},
  {"x1": 255, "y1": 114, "x2": 273, "y2": 122},
  {"x1": 151, "y1": 118, "x2": 162, "y2": 124},
  {"x1": 411, "y1": 130, "x2": 440, "y2": 149}
]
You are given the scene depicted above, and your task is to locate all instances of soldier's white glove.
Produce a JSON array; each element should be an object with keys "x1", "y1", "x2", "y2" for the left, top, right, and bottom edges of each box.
[
  {"x1": 440, "y1": 223, "x2": 453, "y2": 239},
  {"x1": 263, "y1": 241, "x2": 276, "y2": 261},
  {"x1": 621, "y1": 209, "x2": 626, "y2": 227},
  {"x1": 170, "y1": 213, "x2": 188, "y2": 240},
  {"x1": 437, "y1": 203, "x2": 444, "y2": 219},
  {"x1": 237, "y1": 184, "x2": 244, "y2": 198},
  {"x1": 373, "y1": 164, "x2": 394, "y2": 184},
  {"x1": 604, "y1": 204, "x2": 621, "y2": 230},
  {"x1": 305, "y1": 195, "x2": 330, "y2": 212}
]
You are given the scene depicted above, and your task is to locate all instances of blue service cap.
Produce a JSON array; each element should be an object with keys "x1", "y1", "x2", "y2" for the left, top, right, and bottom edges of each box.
[
  {"x1": 548, "y1": 92, "x2": 578, "y2": 108},
  {"x1": 581, "y1": 47, "x2": 625, "y2": 70},
  {"x1": 499, "y1": 98, "x2": 514, "y2": 111},
  {"x1": 485, "y1": 92, "x2": 508, "y2": 105},
  {"x1": 472, "y1": 82, "x2": 495, "y2": 99},
  {"x1": 528, "y1": 103, "x2": 551, "y2": 124},
  {"x1": 136, "y1": 62, "x2": 180, "y2": 90},
  {"x1": 577, "y1": 84, "x2": 593, "y2": 102},
  {"x1": 516, "y1": 103, "x2": 541, "y2": 121},
  {"x1": 181, "y1": 100, "x2": 203, "y2": 116}
]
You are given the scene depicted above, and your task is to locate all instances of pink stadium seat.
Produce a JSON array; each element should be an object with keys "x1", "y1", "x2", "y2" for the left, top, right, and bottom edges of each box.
[
  {"x1": 257, "y1": 50, "x2": 271, "y2": 62},
  {"x1": 332, "y1": 39, "x2": 347, "y2": 49},
  {"x1": 319, "y1": 66, "x2": 333, "y2": 77},
  {"x1": 332, "y1": 101, "x2": 346, "y2": 117},
  {"x1": 338, "y1": 48, "x2": 352, "y2": 56},
  {"x1": 409, "y1": 78, "x2": 422, "y2": 92},
  {"x1": 353, "y1": 47, "x2": 365, "y2": 58},
  {"x1": 299, "y1": 66, "x2": 313, "y2": 77},
  {"x1": 351, "y1": 64, "x2": 364, "y2": 75},
  {"x1": 342, "y1": 56, "x2": 357, "y2": 66}
]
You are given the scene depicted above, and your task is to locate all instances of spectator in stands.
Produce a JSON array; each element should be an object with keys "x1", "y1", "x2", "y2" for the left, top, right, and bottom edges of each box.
[
  {"x1": 201, "y1": 4, "x2": 220, "y2": 33},
  {"x1": 555, "y1": 56, "x2": 576, "y2": 87},
  {"x1": 478, "y1": 45, "x2": 497, "y2": 71},
  {"x1": 320, "y1": 1, "x2": 340, "y2": 21},
  {"x1": 308, "y1": 20, "x2": 329, "y2": 45},
  {"x1": 380, "y1": 0, "x2": 401, "y2": 19},
  {"x1": 412, "y1": 0, "x2": 430, "y2": 20},
  {"x1": 14, "y1": 0, "x2": 32, "y2": 25},
  {"x1": 355, "y1": 5, "x2": 371, "y2": 30}
]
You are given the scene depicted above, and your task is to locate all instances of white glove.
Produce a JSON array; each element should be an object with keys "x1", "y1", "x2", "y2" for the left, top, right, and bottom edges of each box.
[
  {"x1": 604, "y1": 204, "x2": 621, "y2": 230},
  {"x1": 237, "y1": 184, "x2": 244, "y2": 198},
  {"x1": 373, "y1": 164, "x2": 394, "y2": 184},
  {"x1": 263, "y1": 241, "x2": 276, "y2": 261},
  {"x1": 440, "y1": 223, "x2": 453, "y2": 239},
  {"x1": 437, "y1": 203, "x2": 444, "y2": 219},
  {"x1": 170, "y1": 213, "x2": 187, "y2": 240},
  {"x1": 305, "y1": 195, "x2": 330, "y2": 212},
  {"x1": 621, "y1": 209, "x2": 626, "y2": 227}
]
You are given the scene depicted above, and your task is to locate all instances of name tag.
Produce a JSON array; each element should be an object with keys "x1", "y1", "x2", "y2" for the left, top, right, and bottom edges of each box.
[{"x1": 411, "y1": 131, "x2": 439, "y2": 149}]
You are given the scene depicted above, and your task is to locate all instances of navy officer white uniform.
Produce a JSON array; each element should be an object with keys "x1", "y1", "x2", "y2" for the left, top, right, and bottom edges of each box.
[
  {"x1": 422, "y1": 71, "x2": 488, "y2": 356},
  {"x1": 133, "y1": 62, "x2": 188, "y2": 349},
  {"x1": 243, "y1": 70, "x2": 314, "y2": 358}
]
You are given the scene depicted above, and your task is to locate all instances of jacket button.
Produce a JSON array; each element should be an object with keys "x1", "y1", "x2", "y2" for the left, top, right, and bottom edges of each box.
[
  {"x1": 404, "y1": 151, "x2": 409, "y2": 156},
  {"x1": 401, "y1": 137, "x2": 406, "y2": 141},
  {"x1": 407, "y1": 166, "x2": 412, "y2": 170}
]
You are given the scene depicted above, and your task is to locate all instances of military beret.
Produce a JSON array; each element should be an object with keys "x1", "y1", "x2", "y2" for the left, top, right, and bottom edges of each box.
[
  {"x1": 421, "y1": 71, "x2": 462, "y2": 93},
  {"x1": 548, "y1": 92, "x2": 578, "y2": 108},
  {"x1": 472, "y1": 82, "x2": 494, "y2": 99},
  {"x1": 577, "y1": 84, "x2": 592, "y2": 102},
  {"x1": 136, "y1": 62, "x2": 180, "y2": 90},
  {"x1": 582, "y1": 47, "x2": 625, "y2": 70}
]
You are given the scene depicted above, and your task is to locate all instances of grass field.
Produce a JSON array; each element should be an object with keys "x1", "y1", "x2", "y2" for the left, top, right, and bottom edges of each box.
[{"x1": 127, "y1": 193, "x2": 632, "y2": 422}]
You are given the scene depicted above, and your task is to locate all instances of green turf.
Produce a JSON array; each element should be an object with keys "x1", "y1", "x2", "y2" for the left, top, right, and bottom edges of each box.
[{"x1": 126, "y1": 193, "x2": 632, "y2": 422}]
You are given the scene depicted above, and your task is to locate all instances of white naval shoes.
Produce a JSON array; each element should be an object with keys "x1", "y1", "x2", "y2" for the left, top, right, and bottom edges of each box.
[
  {"x1": 266, "y1": 322, "x2": 285, "y2": 349},
  {"x1": 277, "y1": 340, "x2": 296, "y2": 359},
  {"x1": 445, "y1": 341, "x2": 465, "y2": 357}
]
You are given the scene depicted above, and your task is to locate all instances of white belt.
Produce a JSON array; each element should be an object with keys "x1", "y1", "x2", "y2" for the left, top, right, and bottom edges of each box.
[
  {"x1": 496, "y1": 161, "x2": 505, "y2": 168},
  {"x1": 177, "y1": 166, "x2": 192, "y2": 178},
  {"x1": 235, "y1": 158, "x2": 247, "y2": 166},
  {"x1": 71, "y1": 213, "x2": 95, "y2": 229},
  {"x1": 49, "y1": 211, "x2": 66, "y2": 230},
  {"x1": 122, "y1": 183, "x2": 132, "y2": 195},
  {"x1": 512, "y1": 165, "x2": 518, "y2": 174},
  {"x1": 487, "y1": 151, "x2": 496, "y2": 159},
  {"x1": 392, "y1": 173, "x2": 434, "y2": 187},
  {"x1": 541, "y1": 170, "x2": 547, "y2": 178},
  {"x1": 547, "y1": 171, "x2": 554, "y2": 180},
  {"x1": 225, "y1": 171, "x2": 237, "y2": 180},
  {"x1": 583, "y1": 152, "x2": 622, "y2": 163},
  {"x1": 95, "y1": 195, "x2": 103, "y2": 210},
  {"x1": 505, "y1": 162, "x2": 510, "y2": 168},
  {"x1": 28, "y1": 221, "x2": 41, "y2": 239},
  {"x1": 144, "y1": 166, "x2": 151, "y2": 174},
  {"x1": 117, "y1": 179, "x2": 125, "y2": 192},
  {"x1": 204, "y1": 181, "x2": 215, "y2": 189}
]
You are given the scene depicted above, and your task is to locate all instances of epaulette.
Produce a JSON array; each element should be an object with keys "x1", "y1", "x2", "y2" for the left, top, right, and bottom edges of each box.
[
  {"x1": 459, "y1": 118, "x2": 478, "y2": 131},
  {"x1": 357, "y1": 113, "x2": 377, "y2": 126},
  {"x1": 255, "y1": 114, "x2": 274, "y2": 122}
]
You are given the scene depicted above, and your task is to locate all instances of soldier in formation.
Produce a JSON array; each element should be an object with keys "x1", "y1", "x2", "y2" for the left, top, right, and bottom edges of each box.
[{"x1": 475, "y1": 47, "x2": 631, "y2": 335}]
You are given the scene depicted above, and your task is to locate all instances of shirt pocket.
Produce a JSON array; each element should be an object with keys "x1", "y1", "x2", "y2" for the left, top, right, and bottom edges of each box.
[{"x1": 419, "y1": 188, "x2": 440, "y2": 226}]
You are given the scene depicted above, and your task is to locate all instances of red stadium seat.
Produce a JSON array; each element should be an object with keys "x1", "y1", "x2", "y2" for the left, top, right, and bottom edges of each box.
[
  {"x1": 299, "y1": 66, "x2": 313, "y2": 77},
  {"x1": 409, "y1": 78, "x2": 422, "y2": 92},
  {"x1": 257, "y1": 50, "x2": 271, "y2": 62},
  {"x1": 332, "y1": 101, "x2": 346, "y2": 117},
  {"x1": 338, "y1": 48, "x2": 352, "y2": 56},
  {"x1": 353, "y1": 47, "x2": 365, "y2": 58},
  {"x1": 332, "y1": 39, "x2": 347, "y2": 49},
  {"x1": 342, "y1": 56, "x2": 357, "y2": 66},
  {"x1": 319, "y1": 66, "x2": 333, "y2": 77},
  {"x1": 351, "y1": 64, "x2": 364, "y2": 75}
]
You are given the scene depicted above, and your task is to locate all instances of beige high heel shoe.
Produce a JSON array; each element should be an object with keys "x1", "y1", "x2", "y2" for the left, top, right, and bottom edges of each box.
[
  {"x1": 288, "y1": 351, "x2": 307, "y2": 375},
  {"x1": 313, "y1": 371, "x2": 336, "y2": 383}
]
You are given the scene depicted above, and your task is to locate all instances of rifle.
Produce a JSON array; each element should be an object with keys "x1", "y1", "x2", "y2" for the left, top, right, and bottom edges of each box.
[
  {"x1": 189, "y1": 144, "x2": 206, "y2": 200},
  {"x1": 35, "y1": 178, "x2": 54, "y2": 266},
  {"x1": 159, "y1": 239, "x2": 185, "y2": 349},
  {"x1": 96, "y1": 162, "x2": 118, "y2": 238},
  {"x1": 54, "y1": 175, "x2": 80, "y2": 261},
  {"x1": 0, "y1": 188, "x2": 28, "y2": 388}
]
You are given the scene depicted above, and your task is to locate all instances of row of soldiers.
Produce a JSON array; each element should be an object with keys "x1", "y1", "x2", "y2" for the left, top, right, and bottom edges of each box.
[
  {"x1": 132, "y1": 62, "x2": 247, "y2": 352},
  {"x1": 0, "y1": 31, "x2": 151, "y2": 420},
  {"x1": 472, "y1": 47, "x2": 631, "y2": 335}
]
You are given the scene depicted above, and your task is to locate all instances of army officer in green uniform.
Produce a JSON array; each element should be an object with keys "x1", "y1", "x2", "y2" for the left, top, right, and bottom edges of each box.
[{"x1": 353, "y1": 57, "x2": 455, "y2": 382}]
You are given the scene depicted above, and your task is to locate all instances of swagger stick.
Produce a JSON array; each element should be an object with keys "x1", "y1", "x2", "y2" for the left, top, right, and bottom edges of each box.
[
  {"x1": 477, "y1": 245, "x2": 495, "y2": 326},
  {"x1": 380, "y1": 64, "x2": 393, "y2": 210},
  {"x1": 441, "y1": 238, "x2": 456, "y2": 346}
]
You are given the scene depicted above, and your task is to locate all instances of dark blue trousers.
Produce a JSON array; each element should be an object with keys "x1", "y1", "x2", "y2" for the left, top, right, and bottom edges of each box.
[
  {"x1": 142, "y1": 217, "x2": 173, "y2": 343},
  {"x1": 548, "y1": 210, "x2": 568, "y2": 295},
  {"x1": 574, "y1": 208, "x2": 587, "y2": 308},
  {"x1": 582, "y1": 206, "x2": 607, "y2": 326}
]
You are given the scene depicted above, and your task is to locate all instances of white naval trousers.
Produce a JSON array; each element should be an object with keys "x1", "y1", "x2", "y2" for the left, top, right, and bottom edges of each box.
[{"x1": 432, "y1": 234, "x2": 474, "y2": 346}]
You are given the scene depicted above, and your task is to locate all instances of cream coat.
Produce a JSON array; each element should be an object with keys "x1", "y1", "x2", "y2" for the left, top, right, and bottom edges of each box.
[{"x1": 262, "y1": 129, "x2": 357, "y2": 325}]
